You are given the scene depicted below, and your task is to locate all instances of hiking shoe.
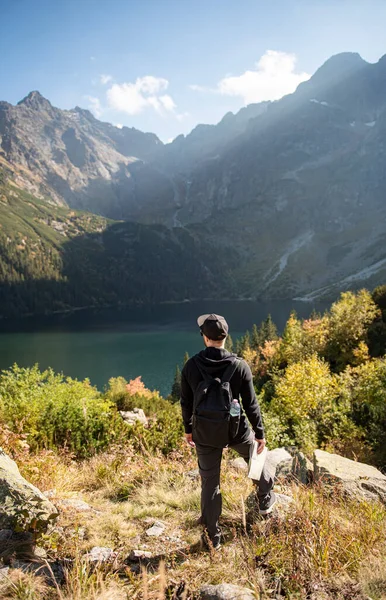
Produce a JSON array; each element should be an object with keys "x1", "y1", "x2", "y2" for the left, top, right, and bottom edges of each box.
[
  {"x1": 200, "y1": 532, "x2": 221, "y2": 551},
  {"x1": 258, "y1": 491, "x2": 277, "y2": 516}
]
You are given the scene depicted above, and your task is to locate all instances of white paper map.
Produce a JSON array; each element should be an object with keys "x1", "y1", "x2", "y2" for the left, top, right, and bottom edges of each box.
[{"x1": 248, "y1": 442, "x2": 268, "y2": 480}]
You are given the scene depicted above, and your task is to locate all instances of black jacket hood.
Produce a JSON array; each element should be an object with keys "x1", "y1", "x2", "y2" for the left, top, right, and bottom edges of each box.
[{"x1": 194, "y1": 348, "x2": 237, "y2": 376}]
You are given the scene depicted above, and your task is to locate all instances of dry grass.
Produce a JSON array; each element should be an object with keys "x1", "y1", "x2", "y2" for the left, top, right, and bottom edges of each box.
[{"x1": 2, "y1": 445, "x2": 386, "y2": 600}]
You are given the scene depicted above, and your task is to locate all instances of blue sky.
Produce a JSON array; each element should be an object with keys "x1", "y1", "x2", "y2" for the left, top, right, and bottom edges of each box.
[{"x1": 1, "y1": 0, "x2": 386, "y2": 141}]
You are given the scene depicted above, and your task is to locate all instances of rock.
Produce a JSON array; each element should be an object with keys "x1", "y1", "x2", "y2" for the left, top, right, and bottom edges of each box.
[
  {"x1": 0, "y1": 448, "x2": 58, "y2": 532},
  {"x1": 199, "y1": 583, "x2": 255, "y2": 599},
  {"x1": 10, "y1": 559, "x2": 65, "y2": 585},
  {"x1": 56, "y1": 498, "x2": 92, "y2": 512},
  {"x1": 292, "y1": 451, "x2": 314, "y2": 484},
  {"x1": 0, "y1": 530, "x2": 35, "y2": 559},
  {"x1": 129, "y1": 549, "x2": 153, "y2": 561},
  {"x1": 265, "y1": 447, "x2": 293, "y2": 480},
  {"x1": 0, "y1": 529, "x2": 13, "y2": 542},
  {"x1": 43, "y1": 489, "x2": 57, "y2": 499},
  {"x1": 185, "y1": 469, "x2": 200, "y2": 479},
  {"x1": 0, "y1": 566, "x2": 10, "y2": 580},
  {"x1": 313, "y1": 450, "x2": 386, "y2": 503},
  {"x1": 276, "y1": 493, "x2": 294, "y2": 509},
  {"x1": 230, "y1": 458, "x2": 248, "y2": 472},
  {"x1": 119, "y1": 408, "x2": 148, "y2": 426},
  {"x1": 145, "y1": 521, "x2": 165, "y2": 537},
  {"x1": 85, "y1": 546, "x2": 117, "y2": 563},
  {"x1": 34, "y1": 546, "x2": 47, "y2": 558}
]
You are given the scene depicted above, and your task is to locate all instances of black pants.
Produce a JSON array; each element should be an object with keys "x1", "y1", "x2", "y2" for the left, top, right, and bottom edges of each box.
[{"x1": 196, "y1": 432, "x2": 274, "y2": 544}]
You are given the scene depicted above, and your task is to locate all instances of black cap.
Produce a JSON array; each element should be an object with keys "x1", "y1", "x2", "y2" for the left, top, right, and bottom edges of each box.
[{"x1": 197, "y1": 313, "x2": 229, "y2": 340}]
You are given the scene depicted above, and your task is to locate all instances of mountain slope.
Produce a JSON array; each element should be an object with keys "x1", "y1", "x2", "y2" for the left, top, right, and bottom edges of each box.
[
  {"x1": 0, "y1": 165, "x2": 234, "y2": 318},
  {"x1": 0, "y1": 91, "x2": 176, "y2": 222},
  {"x1": 2, "y1": 52, "x2": 386, "y2": 307}
]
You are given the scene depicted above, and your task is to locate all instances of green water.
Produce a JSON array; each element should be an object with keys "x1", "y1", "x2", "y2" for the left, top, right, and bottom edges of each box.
[{"x1": 0, "y1": 300, "x2": 329, "y2": 397}]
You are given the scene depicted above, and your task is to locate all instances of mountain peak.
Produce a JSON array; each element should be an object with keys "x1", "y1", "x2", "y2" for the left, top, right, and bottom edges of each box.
[
  {"x1": 310, "y1": 52, "x2": 367, "y2": 85},
  {"x1": 18, "y1": 91, "x2": 52, "y2": 111}
]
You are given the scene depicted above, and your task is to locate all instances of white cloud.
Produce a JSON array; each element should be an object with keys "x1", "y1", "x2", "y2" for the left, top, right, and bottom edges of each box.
[
  {"x1": 85, "y1": 95, "x2": 103, "y2": 118},
  {"x1": 106, "y1": 76, "x2": 176, "y2": 116},
  {"x1": 100, "y1": 74, "x2": 113, "y2": 85},
  {"x1": 217, "y1": 50, "x2": 310, "y2": 104},
  {"x1": 114, "y1": 123, "x2": 124, "y2": 129}
]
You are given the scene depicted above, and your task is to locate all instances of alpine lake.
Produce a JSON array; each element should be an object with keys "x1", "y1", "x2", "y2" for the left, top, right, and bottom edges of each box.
[{"x1": 0, "y1": 300, "x2": 329, "y2": 397}]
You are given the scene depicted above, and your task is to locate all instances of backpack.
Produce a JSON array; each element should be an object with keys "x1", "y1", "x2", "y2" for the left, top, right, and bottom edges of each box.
[{"x1": 192, "y1": 357, "x2": 240, "y2": 448}]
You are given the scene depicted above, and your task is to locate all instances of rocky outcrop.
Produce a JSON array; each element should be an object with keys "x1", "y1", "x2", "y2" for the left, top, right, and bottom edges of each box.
[
  {"x1": 313, "y1": 449, "x2": 386, "y2": 503},
  {"x1": 0, "y1": 92, "x2": 171, "y2": 223},
  {"x1": 0, "y1": 448, "x2": 58, "y2": 531},
  {"x1": 119, "y1": 408, "x2": 148, "y2": 426}
]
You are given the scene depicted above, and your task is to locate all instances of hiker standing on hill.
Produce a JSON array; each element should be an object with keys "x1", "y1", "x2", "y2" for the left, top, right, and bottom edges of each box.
[{"x1": 180, "y1": 314, "x2": 276, "y2": 550}]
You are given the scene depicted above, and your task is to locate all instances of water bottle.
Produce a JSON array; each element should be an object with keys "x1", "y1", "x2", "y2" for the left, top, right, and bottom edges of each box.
[{"x1": 230, "y1": 399, "x2": 240, "y2": 417}]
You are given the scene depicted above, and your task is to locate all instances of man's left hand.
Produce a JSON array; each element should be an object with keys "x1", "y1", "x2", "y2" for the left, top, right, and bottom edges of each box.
[{"x1": 255, "y1": 438, "x2": 266, "y2": 454}]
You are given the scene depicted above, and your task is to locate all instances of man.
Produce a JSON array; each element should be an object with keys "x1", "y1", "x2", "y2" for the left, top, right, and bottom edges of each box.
[{"x1": 180, "y1": 313, "x2": 276, "y2": 550}]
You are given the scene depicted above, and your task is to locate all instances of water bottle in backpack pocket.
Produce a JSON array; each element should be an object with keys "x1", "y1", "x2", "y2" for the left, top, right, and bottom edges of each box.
[{"x1": 229, "y1": 399, "x2": 241, "y2": 439}]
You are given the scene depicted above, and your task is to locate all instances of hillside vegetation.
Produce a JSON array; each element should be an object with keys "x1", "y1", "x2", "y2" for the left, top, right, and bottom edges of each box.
[
  {"x1": 0, "y1": 168, "x2": 232, "y2": 318},
  {"x1": 1, "y1": 290, "x2": 386, "y2": 599}
]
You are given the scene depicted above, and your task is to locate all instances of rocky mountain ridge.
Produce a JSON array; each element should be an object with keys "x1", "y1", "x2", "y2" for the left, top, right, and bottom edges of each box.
[{"x1": 1, "y1": 52, "x2": 386, "y2": 303}]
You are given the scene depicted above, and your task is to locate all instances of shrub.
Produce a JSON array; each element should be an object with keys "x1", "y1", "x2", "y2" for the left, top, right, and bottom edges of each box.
[
  {"x1": 340, "y1": 358, "x2": 386, "y2": 465},
  {"x1": 106, "y1": 376, "x2": 184, "y2": 455},
  {"x1": 0, "y1": 364, "x2": 125, "y2": 457},
  {"x1": 325, "y1": 289, "x2": 380, "y2": 370},
  {"x1": 264, "y1": 355, "x2": 353, "y2": 453}
]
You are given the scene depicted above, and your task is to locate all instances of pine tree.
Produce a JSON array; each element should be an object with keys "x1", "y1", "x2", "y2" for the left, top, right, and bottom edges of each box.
[
  {"x1": 263, "y1": 314, "x2": 278, "y2": 341},
  {"x1": 183, "y1": 352, "x2": 190, "y2": 366},
  {"x1": 171, "y1": 364, "x2": 182, "y2": 401},
  {"x1": 251, "y1": 323, "x2": 261, "y2": 350},
  {"x1": 225, "y1": 334, "x2": 234, "y2": 352}
]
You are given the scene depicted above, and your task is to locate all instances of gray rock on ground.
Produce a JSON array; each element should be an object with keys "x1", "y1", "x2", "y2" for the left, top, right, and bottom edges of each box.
[
  {"x1": 200, "y1": 583, "x2": 255, "y2": 599},
  {"x1": 146, "y1": 520, "x2": 165, "y2": 537},
  {"x1": 119, "y1": 408, "x2": 148, "y2": 426},
  {"x1": 10, "y1": 559, "x2": 65, "y2": 585},
  {"x1": 265, "y1": 447, "x2": 293, "y2": 480},
  {"x1": 85, "y1": 546, "x2": 117, "y2": 563},
  {"x1": 55, "y1": 498, "x2": 92, "y2": 512},
  {"x1": 314, "y1": 449, "x2": 386, "y2": 504},
  {"x1": 229, "y1": 457, "x2": 248, "y2": 472},
  {"x1": 129, "y1": 549, "x2": 153, "y2": 561},
  {"x1": 185, "y1": 469, "x2": 200, "y2": 479},
  {"x1": 0, "y1": 448, "x2": 58, "y2": 531}
]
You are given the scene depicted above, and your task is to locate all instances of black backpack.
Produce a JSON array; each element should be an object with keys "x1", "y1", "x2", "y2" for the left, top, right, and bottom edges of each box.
[{"x1": 192, "y1": 358, "x2": 240, "y2": 448}]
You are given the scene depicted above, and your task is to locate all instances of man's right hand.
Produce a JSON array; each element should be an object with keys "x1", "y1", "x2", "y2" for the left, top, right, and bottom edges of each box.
[{"x1": 185, "y1": 433, "x2": 195, "y2": 448}]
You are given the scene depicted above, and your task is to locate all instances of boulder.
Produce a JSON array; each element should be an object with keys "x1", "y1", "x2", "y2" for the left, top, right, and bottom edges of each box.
[
  {"x1": 119, "y1": 408, "x2": 148, "y2": 426},
  {"x1": 199, "y1": 583, "x2": 255, "y2": 599},
  {"x1": 292, "y1": 451, "x2": 314, "y2": 484},
  {"x1": 229, "y1": 458, "x2": 248, "y2": 472},
  {"x1": 265, "y1": 447, "x2": 293, "y2": 480},
  {"x1": 0, "y1": 448, "x2": 58, "y2": 532},
  {"x1": 313, "y1": 449, "x2": 386, "y2": 503}
]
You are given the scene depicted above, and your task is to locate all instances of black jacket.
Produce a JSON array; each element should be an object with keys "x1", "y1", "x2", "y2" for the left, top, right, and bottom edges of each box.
[{"x1": 180, "y1": 347, "x2": 265, "y2": 444}]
